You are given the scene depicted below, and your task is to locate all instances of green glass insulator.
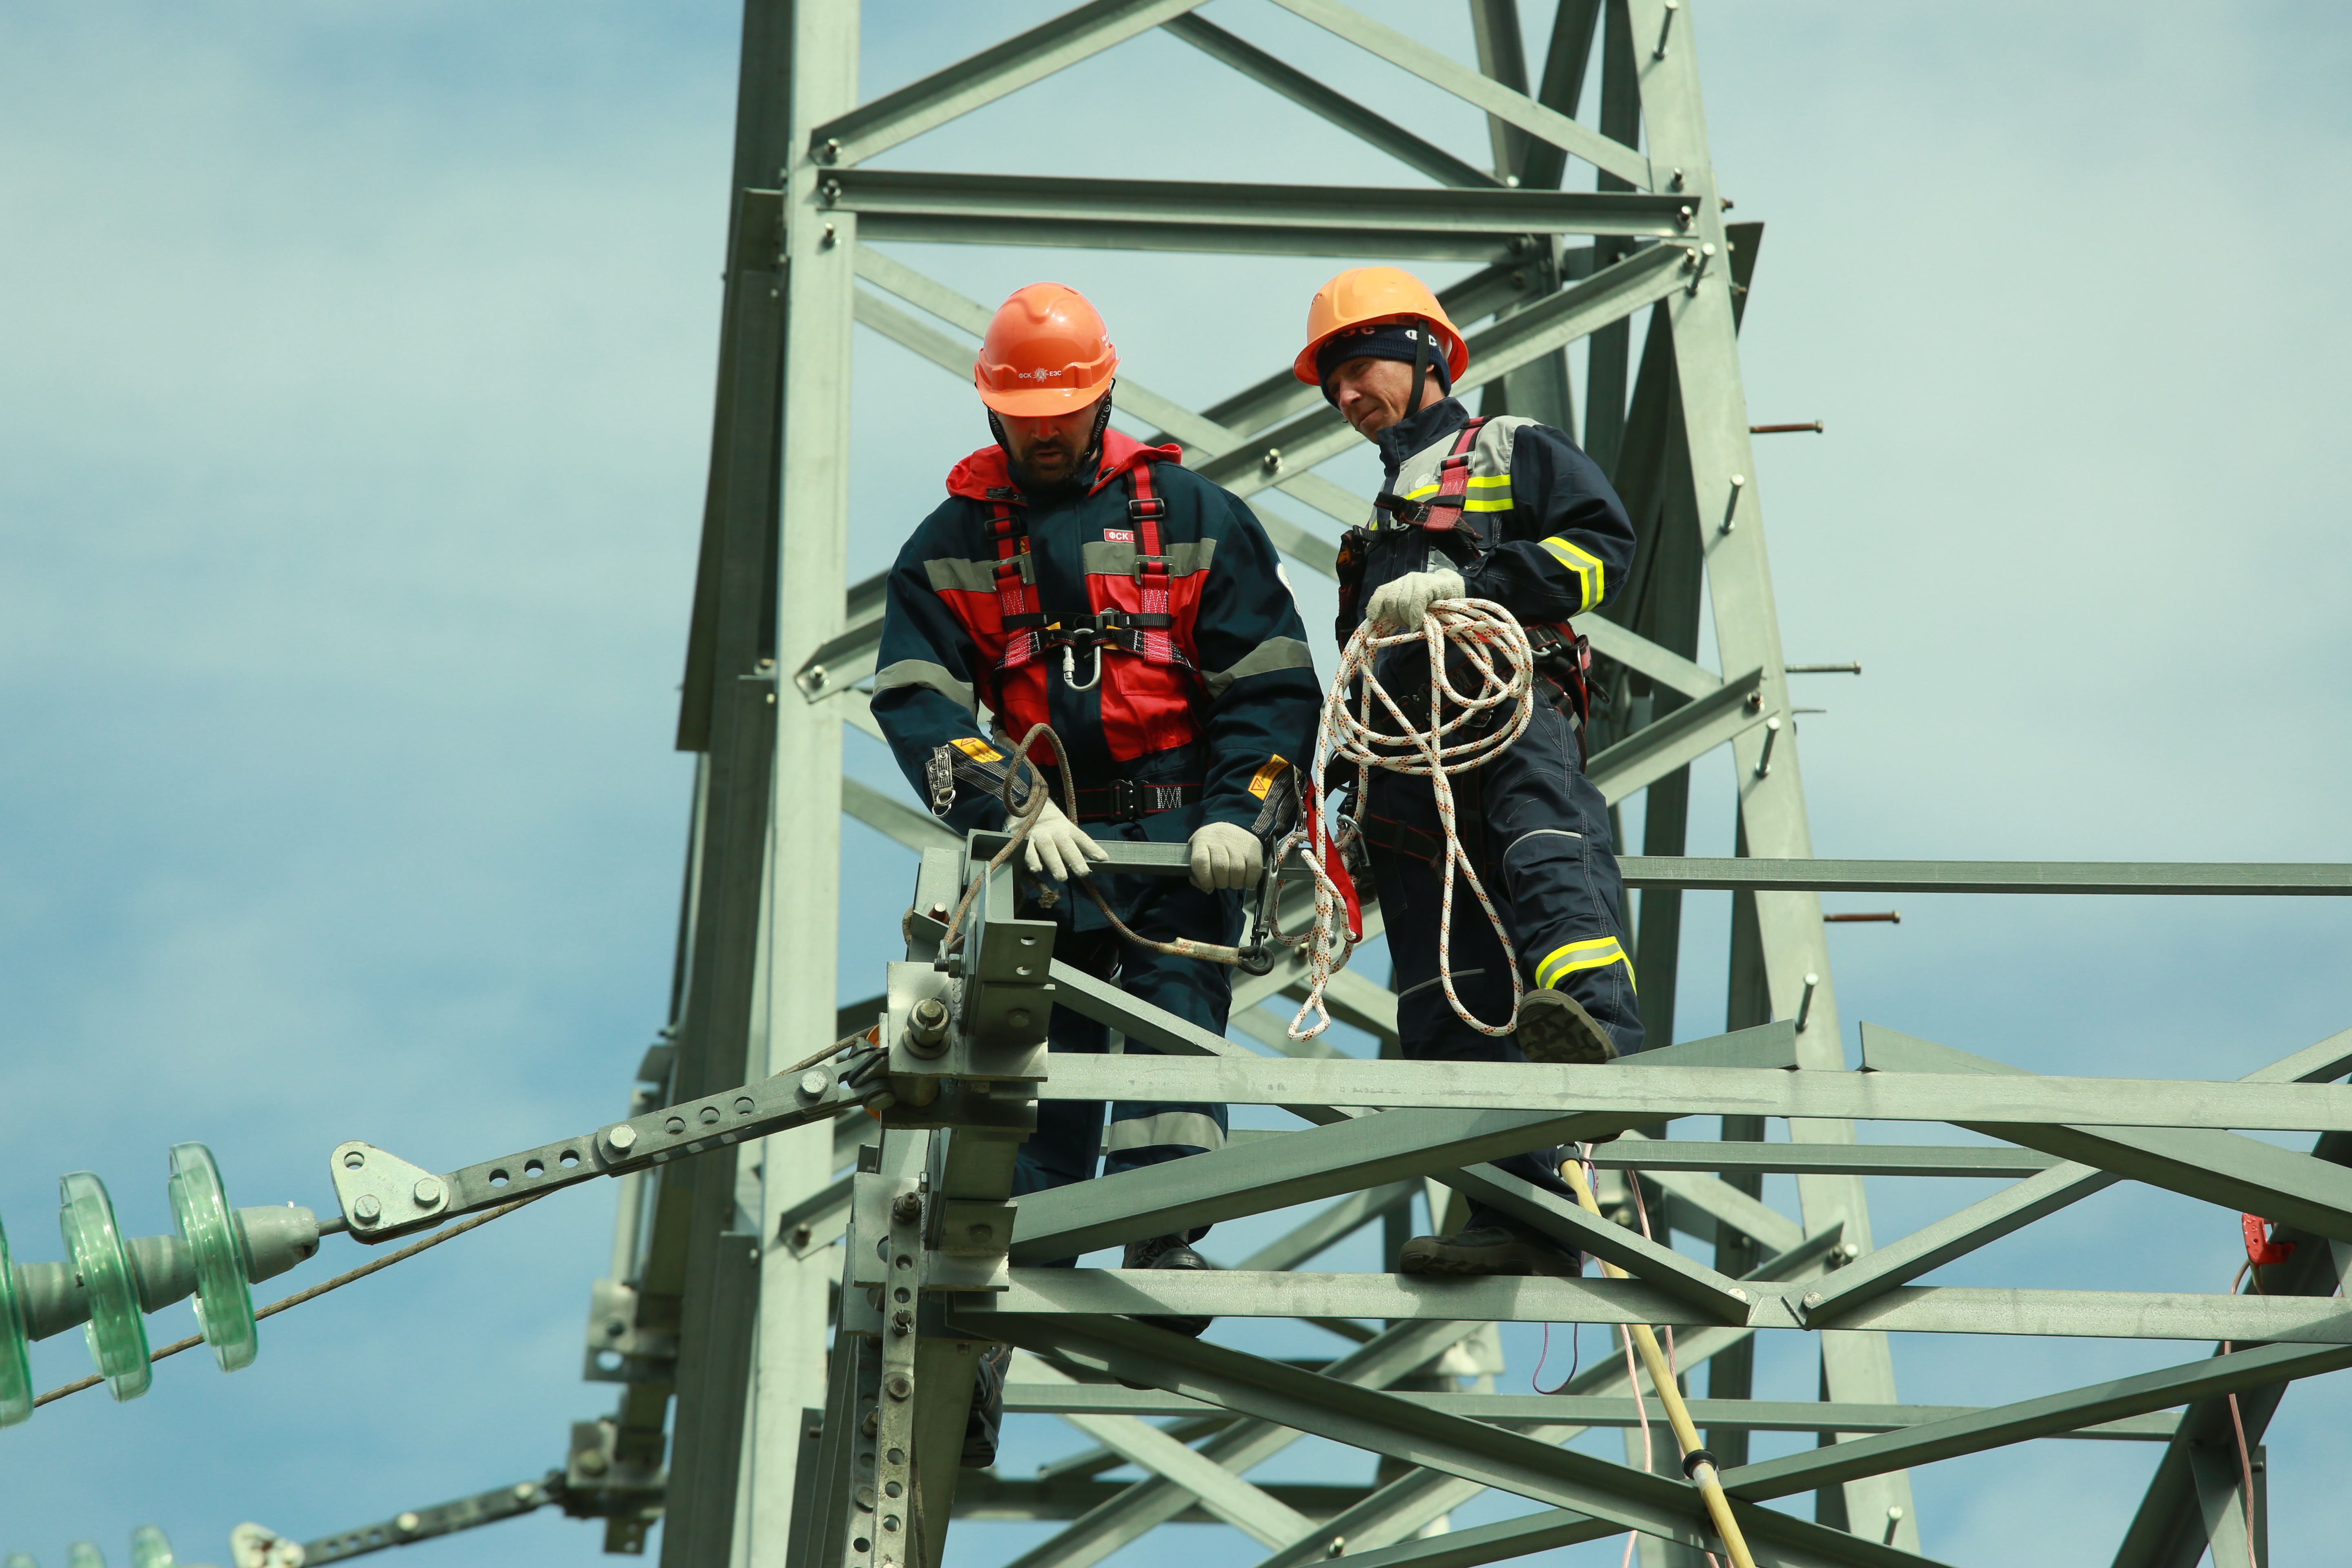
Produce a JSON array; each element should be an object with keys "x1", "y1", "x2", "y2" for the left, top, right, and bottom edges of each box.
[
  {"x1": 128, "y1": 1528, "x2": 172, "y2": 1568},
  {"x1": 65, "y1": 1547, "x2": 105, "y2": 1568},
  {"x1": 167, "y1": 1144, "x2": 255, "y2": 1374},
  {"x1": 57, "y1": 1172, "x2": 149, "y2": 1403},
  {"x1": 0, "y1": 1208, "x2": 34, "y2": 1428}
]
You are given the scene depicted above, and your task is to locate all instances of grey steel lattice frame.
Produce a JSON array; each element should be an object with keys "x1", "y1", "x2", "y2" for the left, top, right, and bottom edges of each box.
[{"x1": 580, "y1": 4, "x2": 2352, "y2": 1566}]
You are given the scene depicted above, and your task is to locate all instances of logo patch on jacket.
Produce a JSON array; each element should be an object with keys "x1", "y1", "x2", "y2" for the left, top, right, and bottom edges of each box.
[
  {"x1": 1247, "y1": 755, "x2": 1291, "y2": 799},
  {"x1": 949, "y1": 737, "x2": 1004, "y2": 763},
  {"x1": 1103, "y1": 528, "x2": 1135, "y2": 544}
]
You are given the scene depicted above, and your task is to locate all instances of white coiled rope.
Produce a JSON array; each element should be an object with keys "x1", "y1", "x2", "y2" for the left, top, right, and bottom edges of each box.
[{"x1": 1286, "y1": 598, "x2": 1537, "y2": 1040}]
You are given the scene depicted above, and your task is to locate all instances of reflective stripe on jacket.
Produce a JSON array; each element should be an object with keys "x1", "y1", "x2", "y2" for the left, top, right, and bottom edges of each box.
[{"x1": 1343, "y1": 396, "x2": 1636, "y2": 652}]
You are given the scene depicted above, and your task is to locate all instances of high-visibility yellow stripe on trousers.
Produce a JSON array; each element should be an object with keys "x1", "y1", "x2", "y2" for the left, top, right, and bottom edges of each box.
[{"x1": 1535, "y1": 935, "x2": 1635, "y2": 993}]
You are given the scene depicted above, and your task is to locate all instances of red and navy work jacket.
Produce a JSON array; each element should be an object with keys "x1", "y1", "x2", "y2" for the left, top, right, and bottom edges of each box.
[{"x1": 874, "y1": 429, "x2": 1322, "y2": 847}]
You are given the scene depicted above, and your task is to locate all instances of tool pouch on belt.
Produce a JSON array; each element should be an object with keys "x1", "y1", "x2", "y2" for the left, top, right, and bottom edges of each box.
[{"x1": 1333, "y1": 526, "x2": 1375, "y2": 646}]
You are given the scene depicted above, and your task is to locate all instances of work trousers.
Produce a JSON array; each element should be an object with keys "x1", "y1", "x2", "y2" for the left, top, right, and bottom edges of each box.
[
  {"x1": 1364, "y1": 698, "x2": 1642, "y2": 1231},
  {"x1": 1011, "y1": 839, "x2": 1237, "y2": 1257}
]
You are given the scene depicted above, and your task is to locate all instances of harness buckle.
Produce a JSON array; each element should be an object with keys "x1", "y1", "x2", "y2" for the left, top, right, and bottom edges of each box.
[
  {"x1": 1127, "y1": 496, "x2": 1167, "y2": 521},
  {"x1": 1130, "y1": 553, "x2": 1169, "y2": 584},
  {"x1": 1106, "y1": 777, "x2": 1146, "y2": 820}
]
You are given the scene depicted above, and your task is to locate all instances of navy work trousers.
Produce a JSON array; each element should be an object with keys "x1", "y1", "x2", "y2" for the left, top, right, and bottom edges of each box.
[
  {"x1": 1364, "y1": 698, "x2": 1642, "y2": 1230},
  {"x1": 1011, "y1": 846, "x2": 1237, "y2": 1256}
]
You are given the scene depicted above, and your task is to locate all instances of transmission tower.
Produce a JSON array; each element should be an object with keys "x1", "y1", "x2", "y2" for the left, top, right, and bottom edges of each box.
[{"x1": 536, "y1": 4, "x2": 2352, "y2": 1567}]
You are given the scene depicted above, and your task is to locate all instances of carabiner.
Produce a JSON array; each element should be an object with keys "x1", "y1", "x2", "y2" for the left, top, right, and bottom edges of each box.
[{"x1": 1061, "y1": 641, "x2": 1103, "y2": 692}]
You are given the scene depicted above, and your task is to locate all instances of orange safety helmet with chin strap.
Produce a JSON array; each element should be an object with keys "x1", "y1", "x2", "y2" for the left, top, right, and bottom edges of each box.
[
  {"x1": 975, "y1": 282, "x2": 1119, "y2": 416},
  {"x1": 1292, "y1": 266, "x2": 1469, "y2": 392}
]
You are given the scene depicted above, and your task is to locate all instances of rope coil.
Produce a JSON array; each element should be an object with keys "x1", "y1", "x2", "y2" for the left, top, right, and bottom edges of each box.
[{"x1": 1290, "y1": 598, "x2": 1537, "y2": 1040}]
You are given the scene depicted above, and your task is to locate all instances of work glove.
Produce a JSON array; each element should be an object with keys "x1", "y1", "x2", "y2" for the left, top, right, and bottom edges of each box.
[
  {"x1": 1363, "y1": 566, "x2": 1466, "y2": 630},
  {"x1": 1022, "y1": 799, "x2": 1108, "y2": 882},
  {"x1": 1188, "y1": 820, "x2": 1264, "y2": 892}
]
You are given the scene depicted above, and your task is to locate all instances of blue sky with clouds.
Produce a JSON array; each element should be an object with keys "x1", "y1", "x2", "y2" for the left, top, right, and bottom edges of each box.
[{"x1": 4, "y1": 2, "x2": 2350, "y2": 1564}]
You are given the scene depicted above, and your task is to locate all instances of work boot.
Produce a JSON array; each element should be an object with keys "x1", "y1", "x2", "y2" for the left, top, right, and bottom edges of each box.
[
  {"x1": 1399, "y1": 1223, "x2": 1583, "y2": 1280},
  {"x1": 1123, "y1": 1234, "x2": 1213, "y2": 1339},
  {"x1": 960, "y1": 1342, "x2": 1012, "y2": 1469},
  {"x1": 1515, "y1": 988, "x2": 1618, "y2": 1065}
]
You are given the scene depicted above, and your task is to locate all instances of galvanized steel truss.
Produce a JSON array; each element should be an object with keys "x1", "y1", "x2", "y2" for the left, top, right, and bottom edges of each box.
[{"x1": 585, "y1": 4, "x2": 2352, "y2": 1566}]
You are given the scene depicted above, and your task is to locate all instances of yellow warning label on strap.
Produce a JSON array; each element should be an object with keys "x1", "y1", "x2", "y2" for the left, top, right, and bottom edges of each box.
[
  {"x1": 1247, "y1": 755, "x2": 1291, "y2": 799},
  {"x1": 951, "y1": 736, "x2": 1004, "y2": 763}
]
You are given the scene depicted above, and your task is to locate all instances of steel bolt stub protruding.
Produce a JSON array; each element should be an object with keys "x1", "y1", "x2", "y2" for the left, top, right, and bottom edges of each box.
[
  {"x1": 412, "y1": 1176, "x2": 443, "y2": 1207},
  {"x1": 353, "y1": 1195, "x2": 382, "y2": 1227},
  {"x1": 906, "y1": 996, "x2": 951, "y2": 1056},
  {"x1": 892, "y1": 1193, "x2": 922, "y2": 1224},
  {"x1": 605, "y1": 1123, "x2": 638, "y2": 1154},
  {"x1": 799, "y1": 1067, "x2": 832, "y2": 1099},
  {"x1": 885, "y1": 1374, "x2": 912, "y2": 1401}
]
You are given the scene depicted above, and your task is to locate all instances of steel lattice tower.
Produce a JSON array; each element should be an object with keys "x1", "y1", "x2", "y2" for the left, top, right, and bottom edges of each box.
[{"x1": 528, "y1": 6, "x2": 2352, "y2": 1567}]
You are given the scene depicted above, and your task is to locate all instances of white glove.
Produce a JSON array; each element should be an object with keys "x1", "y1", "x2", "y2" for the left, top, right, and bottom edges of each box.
[
  {"x1": 1022, "y1": 799, "x2": 1108, "y2": 882},
  {"x1": 1188, "y1": 820, "x2": 1264, "y2": 892},
  {"x1": 1363, "y1": 566, "x2": 1466, "y2": 630}
]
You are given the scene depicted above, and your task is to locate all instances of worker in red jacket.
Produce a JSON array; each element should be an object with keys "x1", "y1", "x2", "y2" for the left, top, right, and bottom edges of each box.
[{"x1": 873, "y1": 283, "x2": 1322, "y2": 1333}]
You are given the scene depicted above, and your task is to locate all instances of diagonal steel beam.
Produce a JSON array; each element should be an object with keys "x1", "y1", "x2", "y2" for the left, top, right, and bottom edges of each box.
[
  {"x1": 994, "y1": 1317, "x2": 1474, "y2": 1568},
  {"x1": 1585, "y1": 664, "x2": 1768, "y2": 802},
  {"x1": 1858, "y1": 1025, "x2": 2352, "y2": 1244},
  {"x1": 1245, "y1": 1227, "x2": 1849, "y2": 1567},
  {"x1": 1266, "y1": 0, "x2": 1654, "y2": 188},
  {"x1": 1161, "y1": 13, "x2": 1499, "y2": 188},
  {"x1": 1018, "y1": 1361, "x2": 1314, "y2": 1545},
  {"x1": 1616, "y1": 858, "x2": 2352, "y2": 895},
  {"x1": 975, "y1": 1311, "x2": 1959, "y2": 1568},
  {"x1": 1199, "y1": 240, "x2": 1693, "y2": 501},
  {"x1": 806, "y1": 0, "x2": 1203, "y2": 169}
]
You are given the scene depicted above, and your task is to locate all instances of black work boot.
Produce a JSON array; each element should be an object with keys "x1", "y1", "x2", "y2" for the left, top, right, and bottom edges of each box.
[
  {"x1": 1515, "y1": 988, "x2": 1618, "y2": 1065},
  {"x1": 1123, "y1": 1234, "x2": 1212, "y2": 1339},
  {"x1": 961, "y1": 1343, "x2": 1012, "y2": 1469},
  {"x1": 1399, "y1": 1223, "x2": 1583, "y2": 1280}
]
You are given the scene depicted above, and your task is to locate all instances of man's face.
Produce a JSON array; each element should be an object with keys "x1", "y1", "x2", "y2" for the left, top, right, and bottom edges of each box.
[
  {"x1": 999, "y1": 394, "x2": 1106, "y2": 486},
  {"x1": 1328, "y1": 355, "x2": 1438, "y2": 439}
]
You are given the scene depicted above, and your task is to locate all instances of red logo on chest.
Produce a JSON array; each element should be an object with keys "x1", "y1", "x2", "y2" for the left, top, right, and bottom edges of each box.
[{"x1": 1103, "y1": 528, "x2": 1136, "y2": 543}]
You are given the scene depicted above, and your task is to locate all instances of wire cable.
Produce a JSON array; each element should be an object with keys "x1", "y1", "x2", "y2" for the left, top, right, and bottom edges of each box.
[{"x1": 32, "y1": 1192, "x2": 547, "y2": 1409}]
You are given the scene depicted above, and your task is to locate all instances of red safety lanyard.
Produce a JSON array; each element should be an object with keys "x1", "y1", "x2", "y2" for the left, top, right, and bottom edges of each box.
[{"x1": 987, "y1": 491, "x2": 1044, "y2": 670}]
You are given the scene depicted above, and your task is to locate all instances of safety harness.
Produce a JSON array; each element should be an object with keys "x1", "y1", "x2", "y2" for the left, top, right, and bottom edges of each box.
[{"x1": 981, "y1": 463, "x2": 1204, "y2": 823}]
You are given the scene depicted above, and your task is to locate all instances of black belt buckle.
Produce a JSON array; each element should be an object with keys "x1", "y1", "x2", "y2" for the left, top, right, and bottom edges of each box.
[{"x1": 1107, "y1": 777, "x2": 1146, "y2": 821}]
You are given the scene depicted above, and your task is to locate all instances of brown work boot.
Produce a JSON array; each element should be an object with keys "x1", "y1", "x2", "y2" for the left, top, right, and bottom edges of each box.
[
  {"x1": 1399, "y1": 1223, "x2": 1583, "y2": 1279},
  {"x1": 1516, "y1": 988, "x2": 1618, "y2": 1065}
]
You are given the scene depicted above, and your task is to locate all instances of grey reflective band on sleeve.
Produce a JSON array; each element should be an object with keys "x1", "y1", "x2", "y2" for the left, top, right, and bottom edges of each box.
[
  {"x1": 1203, "y1": 635, "x2": 1315, "y2": 699},
  {"x1": 875, "y1": 659, "x2": 977, "y2": 714},
  {"x1": 923, "y1": 555, "x2": 1017, "y2": 595}
]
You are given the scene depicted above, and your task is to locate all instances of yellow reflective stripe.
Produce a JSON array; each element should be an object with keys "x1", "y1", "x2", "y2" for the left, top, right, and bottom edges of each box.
[
  {"x1": 1535, "y1": 936, "x2": 1635, "y2": 993},
  {"x1": 1461, "y1": 494, "x2": 1514, "y2": 512},
  {"x1": 1538, "y1": 535, "x2": 1606, "y2": 613},
  {"x1": 1403, "y1": 474, "x2": 1510, "y2": 500}
]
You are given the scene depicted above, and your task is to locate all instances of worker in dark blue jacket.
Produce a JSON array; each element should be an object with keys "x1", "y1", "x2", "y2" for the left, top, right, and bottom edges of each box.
[
  {"x1": 1295, "y1": 266, "x2": 1643, "y2": 1280},
  {"x1": 873, "y1": 283, "x2": 1322, "y2": 1323}
]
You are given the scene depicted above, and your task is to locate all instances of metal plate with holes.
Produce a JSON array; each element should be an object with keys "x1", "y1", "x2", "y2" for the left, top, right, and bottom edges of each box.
[{"x1": 330, "y1": 1141, "x2": 449, "y2": 1238}]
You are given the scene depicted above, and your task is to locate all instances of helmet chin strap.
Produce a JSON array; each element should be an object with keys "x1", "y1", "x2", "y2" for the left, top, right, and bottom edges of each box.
[
  {"x1": 1406, "y1": 321, "x2": 1430, "y2": 425},
  {"x1": 991, "y1": 383, "x2": 1117, "y2": 490}
]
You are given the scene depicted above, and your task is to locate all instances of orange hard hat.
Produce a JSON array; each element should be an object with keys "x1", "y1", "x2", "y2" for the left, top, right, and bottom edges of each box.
[
  {"x1": 1292, "y1": 266, "x2": 1468, "y2": 390},
  {"x1": 974, "y1": 282, "x2": 1118, "y2": 416}
]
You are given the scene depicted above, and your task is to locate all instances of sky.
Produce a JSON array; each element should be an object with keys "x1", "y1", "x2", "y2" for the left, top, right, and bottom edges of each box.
[{"x1": 2, "y1": 1, "x2": 2350, "y2": 1565}]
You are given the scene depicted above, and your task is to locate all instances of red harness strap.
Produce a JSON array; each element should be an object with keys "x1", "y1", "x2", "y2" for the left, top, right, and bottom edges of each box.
[
  {"x1": 1414, "y1": 416, "x2": 1486, "y2": 534},
  {"x1": 987, "y1": 487, "x2": 1046, "y2": 671},
  {"x1": 1127, "y1": 463, "x2": 1176, "y2": 666}
]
